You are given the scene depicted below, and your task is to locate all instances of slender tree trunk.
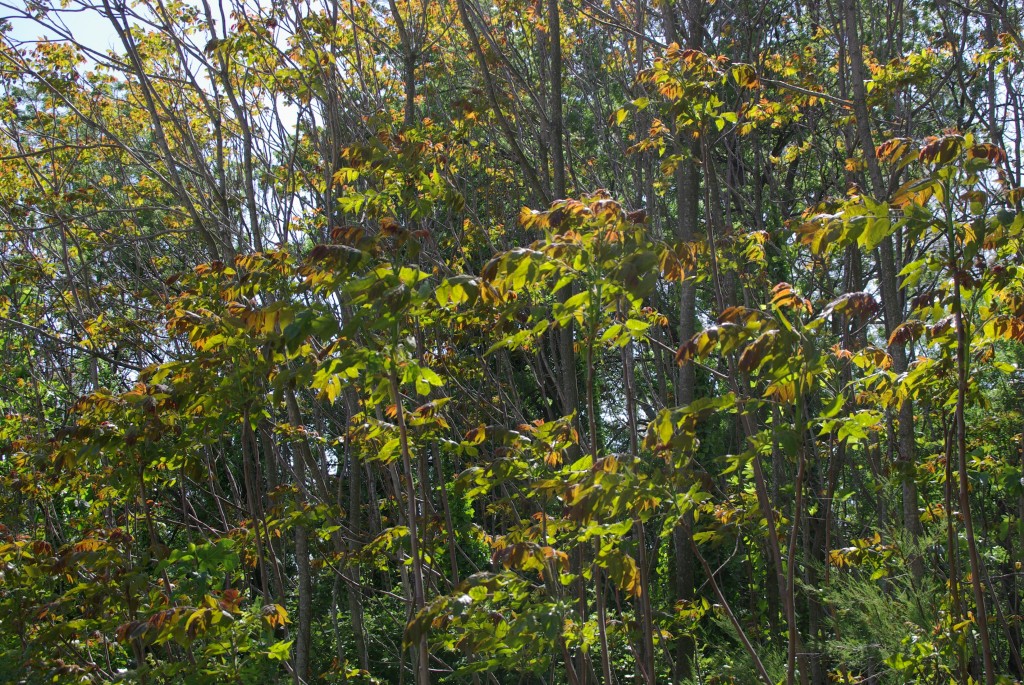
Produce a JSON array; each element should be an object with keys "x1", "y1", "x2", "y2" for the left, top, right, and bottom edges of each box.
[
  {"x1": 389, "y1": 359, "x2": 431, "y2": 685},
  {"x1": 621, "y1": 310, "x2": 656, "y2": 685},
  {"x1": 841, "y1": 0, "x2": 923, "y2": 579},
  {"x1": 950, "y1": 214, "x2": 996, "y2": 685},
  {"x1": 547, "y1": 0, "x2": 580, "y2": 424},
  {"x1": 662, "y1": 2, "x2": 700, "y2": 679},
  {"x1": 387, "y1": 0, "x2": 417, "y2": 130},
  {"x1": 343, "y1": 394, "x2": 370, "y2": 672},
  {"x1": 285, "y1": 388, "x2": 314, "y2": 684}
]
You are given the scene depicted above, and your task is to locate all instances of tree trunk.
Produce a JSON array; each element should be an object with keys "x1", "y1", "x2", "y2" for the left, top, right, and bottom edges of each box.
[{"x1": 841, "y1": 0, "x2": 923, "y2": 579}]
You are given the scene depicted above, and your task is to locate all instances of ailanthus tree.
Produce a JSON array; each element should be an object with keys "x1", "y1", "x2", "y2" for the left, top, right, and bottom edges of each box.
[{"x1": 1, "y1": 0, "x2": 1024, "y2": 683}]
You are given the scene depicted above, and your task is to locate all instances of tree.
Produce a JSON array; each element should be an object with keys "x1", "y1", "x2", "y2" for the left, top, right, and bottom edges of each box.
[{"x1": 2, "y1": 0, "x2": 1024, "y2": 682}]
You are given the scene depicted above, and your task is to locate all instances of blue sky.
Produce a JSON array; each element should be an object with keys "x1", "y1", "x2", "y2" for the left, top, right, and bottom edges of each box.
[{"x1": 7, "y1": 5, "x2": 124, "y2": 55}]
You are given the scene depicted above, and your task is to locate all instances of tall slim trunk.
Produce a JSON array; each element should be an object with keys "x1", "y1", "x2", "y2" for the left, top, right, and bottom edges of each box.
[
  {"x1": 622, "y1": 310, "x2": 656, "y2": 684},
  {"x1": 388, "y1": 0, "x2": 417, "y2": 129},
  {"x1": 388, "y1": 361, "x2": 431, "y2": 685},
  {"x1": 701, "y1": 133, "x2": 804, "y2": 683},
  {"x1": 841, "y1": 0, "x2": 923, "y2": 578},
  {"x1": 949, "y1": 209, "x2": 996, "y2": 685},
  {"x1": 285, "y1": 388, "x2": 315, "y2": 683},
  {"x1": 662, "y1": 3, "x2": 700, "y2": 679},
  {"x1": 942, "y1": 418, "x2": 969, "y2": 682},
  {"x1": 344, "y1": 394, "x2": 370, "y2": 671},
  {"x1": 1017, "y1": 424, "x2": 1024, "y2": 677},
  {"x1": 547, "y1": 0, "x2": 579, "y2": 423},
  {"x1": 240, "y1": 416, "x2": 271, "y2": 602}
]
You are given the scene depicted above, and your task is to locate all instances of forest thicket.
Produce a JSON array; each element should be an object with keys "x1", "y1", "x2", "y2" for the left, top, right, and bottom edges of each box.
[{"x1": 1, "y1": 0, "x2": 1023, "y2": 682}]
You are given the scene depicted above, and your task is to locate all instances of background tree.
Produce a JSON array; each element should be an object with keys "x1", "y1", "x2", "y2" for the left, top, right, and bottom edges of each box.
[{"x1": 1, "y1": 0, "x2": 1024, "y2": 683}]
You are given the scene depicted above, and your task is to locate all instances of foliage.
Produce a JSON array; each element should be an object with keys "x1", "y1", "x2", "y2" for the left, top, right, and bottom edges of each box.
[{"x1": 1, "y1": 0, "x2": 1024, "y2": 683}]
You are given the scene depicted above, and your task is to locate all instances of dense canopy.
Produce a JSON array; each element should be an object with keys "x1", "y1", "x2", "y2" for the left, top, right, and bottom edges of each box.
[{"x1": 1, "y1": 0, "x2": 1024, "y2": 682}]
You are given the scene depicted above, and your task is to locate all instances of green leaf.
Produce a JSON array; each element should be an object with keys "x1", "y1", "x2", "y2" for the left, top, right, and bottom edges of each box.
[{"x1": 266, "y1": 640, "x2": 294, "y2": 661}]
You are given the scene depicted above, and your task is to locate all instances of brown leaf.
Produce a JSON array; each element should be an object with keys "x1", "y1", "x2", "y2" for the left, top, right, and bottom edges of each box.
[
  {"x1": 888, "y1": 321, "x2": 924, "y2": 348},
  {"x1": 875, "y1": 137, "x2": 912, "y2": 163},
  {"x1": 919, "y1": 135, "x2": 963, "y2": 165},
  {"x1": 967, "y1": 143, "x2": 1007, "y2": 165}
]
